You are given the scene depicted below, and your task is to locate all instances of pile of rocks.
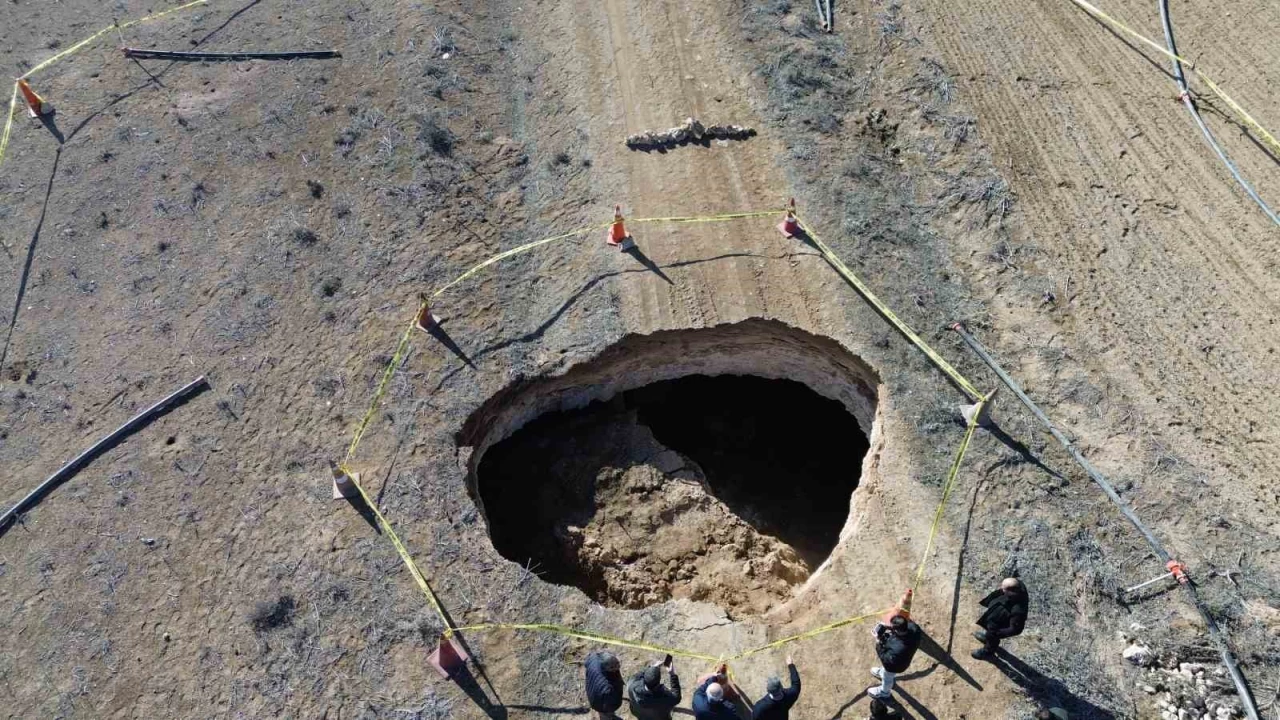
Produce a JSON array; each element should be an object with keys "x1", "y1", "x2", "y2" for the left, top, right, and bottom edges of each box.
[
  {"x1": 1121, "y1": 628, "x2": 1242, "y2": 720},
  {"x1": 625, "y1": 117, "x2": 755, "y2": 149}
]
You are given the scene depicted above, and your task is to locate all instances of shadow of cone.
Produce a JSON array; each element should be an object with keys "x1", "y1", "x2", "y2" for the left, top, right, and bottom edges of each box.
[{"x1": 428, "y1": 635, "x2": 470, "y2": 679}]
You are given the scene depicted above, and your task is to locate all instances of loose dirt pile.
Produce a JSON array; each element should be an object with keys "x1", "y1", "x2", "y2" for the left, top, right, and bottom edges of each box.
[{"x1": 478, "y1": 402, "x2": 808, "y2": 616}]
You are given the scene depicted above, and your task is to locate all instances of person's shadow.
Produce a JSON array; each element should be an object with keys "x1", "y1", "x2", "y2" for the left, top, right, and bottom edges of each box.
[
  {"x1": 897, "y1": 630, "x2": 983, "y2": 690},
  {"x1": 990, "y1": 651, "x2": 1117, "y2": 719}
]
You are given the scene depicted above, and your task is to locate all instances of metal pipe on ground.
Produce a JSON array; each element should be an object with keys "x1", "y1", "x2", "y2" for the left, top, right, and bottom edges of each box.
[
  {"x1": 1156, "y1": 1, "x2": 1279, "y2": 226},
  {"x1": 121, "y1": 48, "x2": 341, "y2": 61},
  {"x1": 949, "y1": 323, "x2": 1260, "y2": 720},
  {"x1": 813, "y1": 0, "x2": 828, "y2": 30},
  {"x1": 0, "y1": 376, "x2": 210, "y2": 533}
]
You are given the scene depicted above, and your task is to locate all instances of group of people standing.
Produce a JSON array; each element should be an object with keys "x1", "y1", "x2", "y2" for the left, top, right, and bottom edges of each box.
[
  {"x1": 585, "y1": 652, "x2": 800, "y2": 720},
  {"x1": 583, "y1": 578, "x2": 1030, "y2": 719}
]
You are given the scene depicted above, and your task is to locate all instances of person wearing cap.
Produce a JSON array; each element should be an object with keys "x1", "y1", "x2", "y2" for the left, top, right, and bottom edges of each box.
[
  {"x1": 627, "y1": 656, "x2": 681, "y2": 720},
  {"x1": 972, "y1": 577, "x2": 1029, "y2": 660},
  {"x1": 693, "y1": 666, "x2": 741, "y2": 720},
  {"x1": 585, "y1": 651, "x2": 625, "y2": 719},
  {"x1": 868, "y1": 614, "x2": 922, "y2": 700},
  {"x1": 750, "y1": 655, "x2": 800, "y2": 720}
]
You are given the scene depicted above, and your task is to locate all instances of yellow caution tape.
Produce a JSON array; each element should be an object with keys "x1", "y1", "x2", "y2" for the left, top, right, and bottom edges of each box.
[
  {"x1": 342, "y1": 466, "x2": 455, "y2": 634},
  {"x1": 796, "y1": 217, "x2": 983, "y2": 401},
  {"x1": 1192, "y1": 72, "x2": 1280, "y2": 159},
  {"x1": 20, "y1": 26, "x2": 119, "y2": 80},
  {"x1": 912, "y1": 399, "x2": 983, "y2": 590},
  {"x1": 0, "y1": 0, "x2": 208, "y2": 172},
  {"x1": 728, "y1": 607, "x2": 887, "y2": 659},
  {"x1": 0, "y1": 83, "x2": 16, "y2": 173},
  {"x1": 628, "y1": 209, "x2": 783, "y2": 224},
  {"x1": 429, "y1": 209, "x2": 784, "y2": 301},
  {"x1": 343, "y1": 299, "x2": 426, "y2": 465},
  {"x1": 429, "y1": 226, "x2": 606, "y2": 300},
  {"x1": 452, "y1": 607, "x2": 888, "y2": 662},
  {"x1": 452, "y1": 622, "x2": 723, "y2": 662},
  {"x1": 21, "y1": 0, "x2": 209, "y2": 79},
  {"x1": 337, "y1": 208, "x2": 987, "y2": 666},
  {"x1": 346, "y1": 207, "x2": 785, "y2": 466},
  {"x1": 1065, "y1": 0, "x2": 1280, "y2": 158}
]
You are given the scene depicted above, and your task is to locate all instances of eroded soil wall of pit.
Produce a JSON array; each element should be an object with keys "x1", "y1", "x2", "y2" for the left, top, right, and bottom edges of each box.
[{"x1": 456, "y1": 320, "x2": 882, "y2": 614}]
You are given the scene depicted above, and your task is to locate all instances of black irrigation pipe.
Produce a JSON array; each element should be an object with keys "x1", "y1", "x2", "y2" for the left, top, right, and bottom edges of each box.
[
  {"x1": 0, "y1": 376, "x2": 209, "y2": 534},
  {"x1": 950, "y1": 324, "x2": 1260, "y2": 720},
  {"x1": 121, "y1": 48, "x2": 341, "y2": 61},
  {"x1": 1156, "y1": 0, "x2": 1280, "y2": 227}
]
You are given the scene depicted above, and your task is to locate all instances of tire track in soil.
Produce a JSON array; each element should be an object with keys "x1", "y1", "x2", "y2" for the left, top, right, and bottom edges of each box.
[{"x1": 916, "y1": 0, "x2": 1280, "y2": 520}]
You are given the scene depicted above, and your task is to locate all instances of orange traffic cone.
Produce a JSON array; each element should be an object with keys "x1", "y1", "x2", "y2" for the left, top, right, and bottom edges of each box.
[
  {"x1": 414, "y1": 297, "x2": 439, "y2": 332},
  {"x1": 331, "y1": 461, "x2": 360, "y2": 500},
  {"x1": 607, "y1": 205, "x2": 633, "y2": 249},
  {"x1": 18, "y1": 79, "x2": 54, "y2": 118},
  {"x1": 777, "y1": 198, "x2": 799, "y2": 238},
  {"x1": 427, "y1": 634, "x2": 470, "y2": 679},
  {"x1": 882, "y1": 588, "x2": 913, "y2": 623}
]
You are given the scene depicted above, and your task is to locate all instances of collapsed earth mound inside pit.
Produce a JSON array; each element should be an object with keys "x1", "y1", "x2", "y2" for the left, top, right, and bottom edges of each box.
[{"x1": 457, "y1": 320, "x2": 880, "y2": 617}]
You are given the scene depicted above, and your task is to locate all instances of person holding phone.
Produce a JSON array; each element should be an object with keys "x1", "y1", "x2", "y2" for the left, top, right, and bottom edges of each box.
[
  {"x1": 627, "y1": 654, "x2": 682, "y2": 720},
  {"x1": 751, "y1": 655, "x2": 801, "y2": 720}
]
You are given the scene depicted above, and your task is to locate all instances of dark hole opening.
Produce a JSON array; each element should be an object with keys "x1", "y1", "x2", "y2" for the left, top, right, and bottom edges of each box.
[{"x1": 476, "y1": 375, "x2": 869, "y2": 614}]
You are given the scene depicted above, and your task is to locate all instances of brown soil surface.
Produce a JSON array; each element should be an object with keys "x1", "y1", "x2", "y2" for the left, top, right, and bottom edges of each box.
[
  {"x1": 479, "y1": 403, "x2": 809, "y2": 616},
  {"x1": 0, "y1": 0, "x2": 1276, "y2": 718}
]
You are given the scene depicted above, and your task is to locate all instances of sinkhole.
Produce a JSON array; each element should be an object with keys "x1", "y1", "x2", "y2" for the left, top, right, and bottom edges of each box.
[{"x1": 458, "y1": 320, "x2": 880, "y2": 617}]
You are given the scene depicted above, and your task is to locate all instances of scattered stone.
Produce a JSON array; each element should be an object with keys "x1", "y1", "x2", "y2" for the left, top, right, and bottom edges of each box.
[
  {"x1": 1125, "y1": 631, "x2": 1242, "y2": 720},
  {"x1": 1124, "y1": 643, "x2": 1155, "y2": 666}
]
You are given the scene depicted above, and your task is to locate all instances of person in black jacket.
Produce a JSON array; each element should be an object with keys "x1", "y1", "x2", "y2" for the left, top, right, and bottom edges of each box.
[
  {"x1": 750, "y1": 655, "x2": 800, "y2": 720},
  {"x1": 692, "y1": 670, "x2": 741, "y2": 720},
  {"x1": 585, "y1": 651, "x2": 625, "y2": 719},
  {"x1": 867, "y1": 615, "x2": 922, "y2": 700},
  {"x1": 972, "y1": 577, "x2": 1029, "y2": 660},
  {"x1": 628, "y1": 657, "x2": 681, "y2": 720}
]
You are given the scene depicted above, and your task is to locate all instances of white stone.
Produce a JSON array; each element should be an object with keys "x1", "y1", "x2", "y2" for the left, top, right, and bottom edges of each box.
[{"x1": 1124, "y1": 644, "x2": 1155, "y2": 667}]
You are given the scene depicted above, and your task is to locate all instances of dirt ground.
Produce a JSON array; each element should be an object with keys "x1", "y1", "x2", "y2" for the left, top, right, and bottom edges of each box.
[{"x1": 0, "y1": 0, "x2": 1277, "y2": 718}]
